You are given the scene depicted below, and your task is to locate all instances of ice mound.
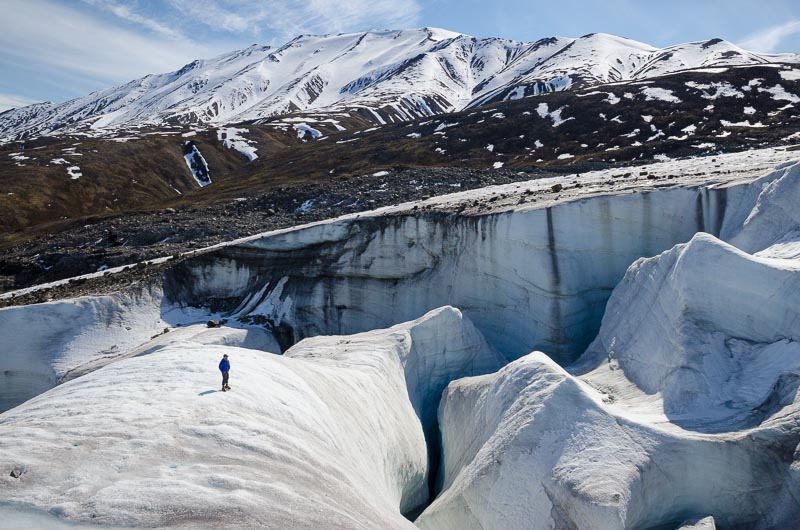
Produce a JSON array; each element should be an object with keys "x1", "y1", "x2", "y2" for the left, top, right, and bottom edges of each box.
[
  {"x1": 723, "y1": 159, "x2": 800, "y2": 254},
  {"x1": 419, "y1": 347, "x2": 799, "y2": 530},
  {"x1": 0, "y1": 307, "x2": 504, "y2": 529},
  {"x1": 418, "y1": 171, "x2": 800, "y2": 529},
  {"x1": 578, "y1": 233, "x2": 800, "y2": 430}
]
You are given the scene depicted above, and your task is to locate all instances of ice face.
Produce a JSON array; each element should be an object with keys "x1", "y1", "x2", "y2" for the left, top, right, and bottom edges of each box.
[{"x1": 417, "y1": 159, "x2": 800, "y2": 530}]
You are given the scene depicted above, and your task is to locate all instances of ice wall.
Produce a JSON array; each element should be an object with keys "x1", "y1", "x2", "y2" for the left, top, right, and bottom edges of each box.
[
  {"x1": 166, "y1": 185, "x2": 730, "y2": 364},
  {"x1": 417, "y1": 351, "x2": 800, "y2": 530},
  {"x1": 4, "y1": 160, "x2": 797, "y2": 412}
]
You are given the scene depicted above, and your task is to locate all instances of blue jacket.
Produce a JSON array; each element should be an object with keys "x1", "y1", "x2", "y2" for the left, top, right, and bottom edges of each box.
[{"x1": 219, "y1": 358, "x2": 230, "y2": 372}]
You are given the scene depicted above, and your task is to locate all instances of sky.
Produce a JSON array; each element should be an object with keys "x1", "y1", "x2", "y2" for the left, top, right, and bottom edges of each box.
[{"x1": 2, "y1": 0, "x2": 800, "y2": 111}]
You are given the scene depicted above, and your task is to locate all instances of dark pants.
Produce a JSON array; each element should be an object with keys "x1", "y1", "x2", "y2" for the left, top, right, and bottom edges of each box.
[{"x1": 222, "y1": 371, "x2": 229, "y2": 388}]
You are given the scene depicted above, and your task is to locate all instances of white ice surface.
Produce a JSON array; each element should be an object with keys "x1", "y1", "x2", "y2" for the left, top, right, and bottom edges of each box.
[
  {"x1": 0, "y1": 307, "x2": 504, "y2": 529},
  {"x1": 0, "y1": 284, "x2": 216, "y2": 412},
  {"x1": 417, "y1": 345, "x2": 800, "y2": 530}
]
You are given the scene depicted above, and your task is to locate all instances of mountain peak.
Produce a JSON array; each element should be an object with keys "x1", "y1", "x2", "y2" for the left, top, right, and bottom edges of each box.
[{"x1": 1, "y1": 28, "x2": 798, "y2": 141}]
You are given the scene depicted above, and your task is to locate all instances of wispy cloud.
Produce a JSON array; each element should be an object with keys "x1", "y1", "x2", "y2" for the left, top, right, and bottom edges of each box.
[
  {"x1": 2, "y1": 0, "x2": 421, "y2": 106},
  {"x1": 80, "y1": 0, "x2": 186, "y2": 40},
  {"x1": 165, "y1": 0, "x2": 423, "y2": 42},
  {"x1": 0, "y1": 93, "x2": 43, "y2": 112},
  {"x1": 739, "y1": 19, "x2": 800, "y2": 53},
  {"x1": 0, "y1": 0, "x2": 216, "y2": 100}
]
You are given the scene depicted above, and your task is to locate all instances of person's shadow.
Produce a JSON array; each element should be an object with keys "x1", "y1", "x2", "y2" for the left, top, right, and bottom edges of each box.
[{"x1": 198, "y1": 390, "x2": 219, "y2": 396}]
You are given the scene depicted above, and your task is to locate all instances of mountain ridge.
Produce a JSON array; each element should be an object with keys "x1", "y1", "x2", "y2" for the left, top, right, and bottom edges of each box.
[{"x1": 2, "y1": 27, "x2": 798, "y2": 141}]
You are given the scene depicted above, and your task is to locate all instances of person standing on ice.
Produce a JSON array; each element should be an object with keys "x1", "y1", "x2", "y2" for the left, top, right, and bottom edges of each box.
[{"x1": 219, "y1": 354, "x2": 231, "y2": 391}]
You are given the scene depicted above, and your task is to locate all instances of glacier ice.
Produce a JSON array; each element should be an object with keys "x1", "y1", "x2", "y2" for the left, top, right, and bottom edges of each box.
[
  {"x1": 0, "y1": 307, "x2": 503, "y2": 529},
  {"x1": 418, "y1": 346, "x2": 800, "y2": 529},
  {"x1": 417, "y1": 159, "x2": 800, "y2": 530},
  {"x1": 0, "y1": 284, "x2": 271, "y2": 412},
  {"x1": 164, "y1": 151, "x2": 798, "y2": 365},
  {"x1": 1, "y1": 150, "x2": 800, "y2": 528}
]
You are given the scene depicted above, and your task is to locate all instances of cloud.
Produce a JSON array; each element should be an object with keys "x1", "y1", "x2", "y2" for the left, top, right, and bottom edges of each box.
[
  {"x1": 1, "y1": 0, "x2": 422, "y2": 106},
  {"x1": 165, "y1": 0, "x2": 423, "y2": 41},
  {"x1": 739, "y1": 19, "x2": 800, "y2": 53},
  {"x1": 0, "y1": 0, "x2": 217, "y2": 96},
  {"x1": 0, "y1": 93, "x2": 43, "y2": 112},
  {"x1": 80, "y1": 0, "x2": 186, "y2": 40}
]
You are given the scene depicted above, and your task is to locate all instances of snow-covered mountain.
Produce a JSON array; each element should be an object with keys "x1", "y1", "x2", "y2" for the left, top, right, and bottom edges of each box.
[{"x1": 2, "y1": 28, "x2": 798, "y2": 140}]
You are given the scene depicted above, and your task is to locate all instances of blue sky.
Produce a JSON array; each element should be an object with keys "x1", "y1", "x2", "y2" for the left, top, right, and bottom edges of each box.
[{"x1": 2, "y1": 0, "x2": 800, "y2": 111}]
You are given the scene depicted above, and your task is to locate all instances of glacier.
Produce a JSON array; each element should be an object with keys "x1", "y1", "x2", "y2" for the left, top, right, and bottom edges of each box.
[
  {"x1": 0, "y1": 307, "x2": 502, "y2": 529},
  {"x1": 417, "y1": 160, "x2": 800, "y2": 530},
  {"x1": 1, "y1": 147, "x2": 800, "y2": 528}
]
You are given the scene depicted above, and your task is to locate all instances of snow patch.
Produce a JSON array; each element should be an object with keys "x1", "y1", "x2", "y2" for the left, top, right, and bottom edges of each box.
[
  {"x1": 294, "y1": 123, "x2": 323, "y2": 141},
  {"x1": 641, "y1": 86, "x2": 681, "y2": 103},
  {"x1": 217, "y1": 127, "x2": 258, "y2": 161},
  {"x1": 434, "y1": 122, "x2": 459, "y2": 131},
  {"x1": 536, "y1": 102, "x2": 574, "y2": 127},
  {"x1": 183, "y1": 142, "x2": 211, "y2": 186},
  {"x1": 66, "y1": 166, "x2": 82, "y2": 179},
  {"x1": 759, "y1": 84, "x2": 800, "y2": 103},
  {"x1": 721, "y1": 119, "x2": 766, "y2": 128},
  {"x1": 779, "y1": 69, "x2": 800, "y2": 81},
  {"x1": 294, "y1": 199, "x2": 314, "y2": 213},
  {"x1": 685, "y1": 81, "x2": 744, "y2": 99}
]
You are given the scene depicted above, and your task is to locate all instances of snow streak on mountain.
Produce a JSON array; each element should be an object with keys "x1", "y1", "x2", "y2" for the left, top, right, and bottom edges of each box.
[{"x1": 2, "y1": 28, "x2": 799, "y2": 140}]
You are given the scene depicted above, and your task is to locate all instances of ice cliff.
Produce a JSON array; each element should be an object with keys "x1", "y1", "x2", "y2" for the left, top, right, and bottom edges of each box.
[{"x1": 162, "y1": 150, "x2": 791, "y2": 365}]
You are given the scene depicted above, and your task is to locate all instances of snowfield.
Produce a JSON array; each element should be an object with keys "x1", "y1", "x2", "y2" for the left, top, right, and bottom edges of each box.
[
  {"x1": 2, "y1": 148, "x2": 800, "y2": 528},
  {"x1": 216, "y1": 127, "x2": 258, "y2": 161}
]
